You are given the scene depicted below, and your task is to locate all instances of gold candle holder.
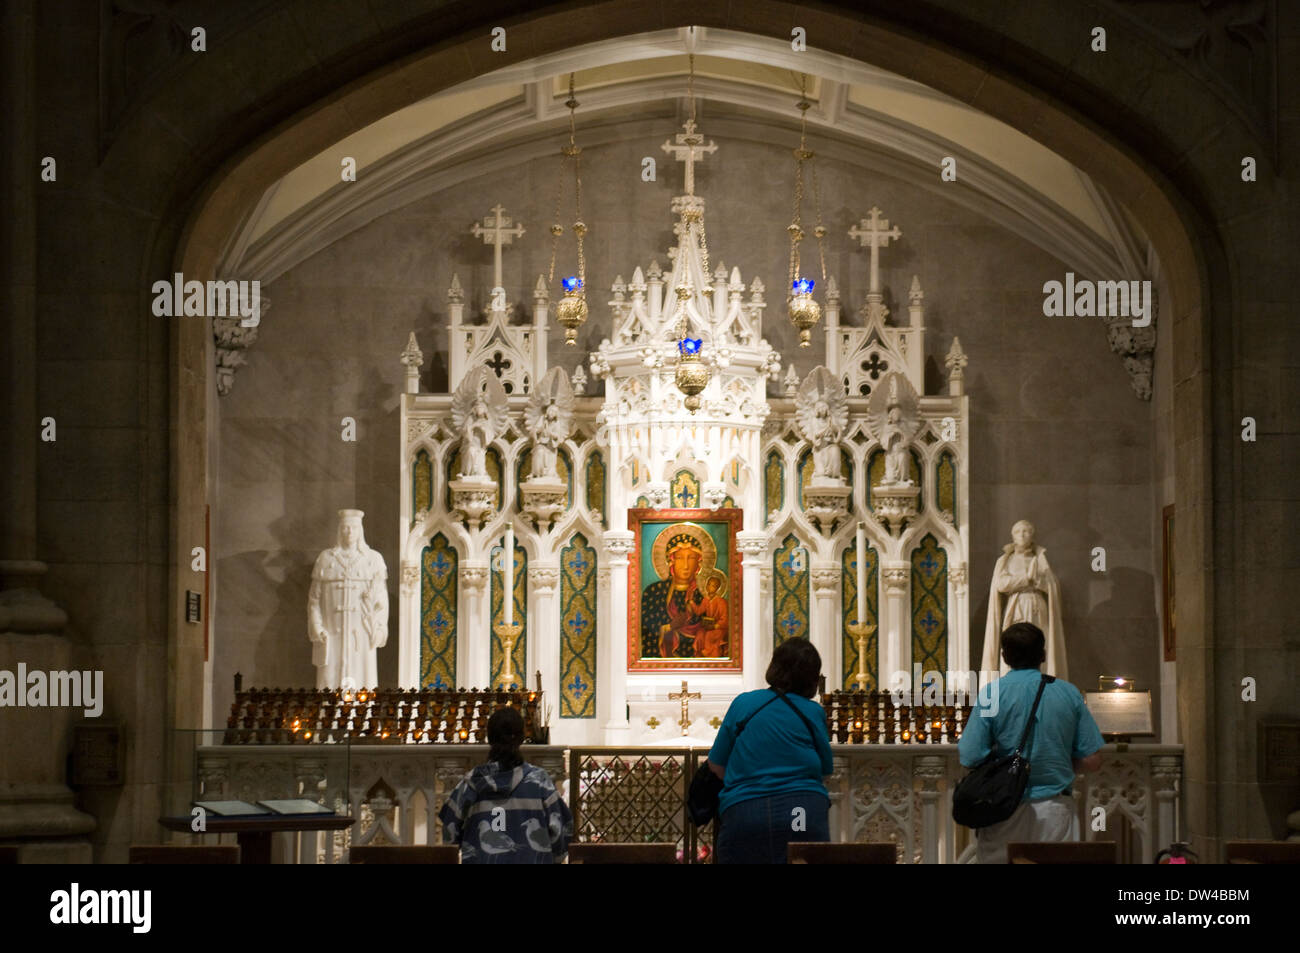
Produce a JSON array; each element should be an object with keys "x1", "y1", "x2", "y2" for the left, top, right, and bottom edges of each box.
[
  {"x1": 494, "y1": 621, "x2": 523, "y2": 688},
  {"x1": 845, "y1": 620, "x2": 876, "y2": 691}
]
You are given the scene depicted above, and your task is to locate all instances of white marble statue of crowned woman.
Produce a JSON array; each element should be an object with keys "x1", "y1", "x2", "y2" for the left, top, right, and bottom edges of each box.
[
  {"x1": 981, "y1": 520, "x2": 1068, "y2": 679},
  {"x1": 308, "y1": 509, "x2": 389, "y2": 690}
]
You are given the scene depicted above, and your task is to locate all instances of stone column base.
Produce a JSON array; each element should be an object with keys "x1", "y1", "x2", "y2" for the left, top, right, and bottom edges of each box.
[{"x1": 0, "y1": 783, "x2": 96, "y2": 863}]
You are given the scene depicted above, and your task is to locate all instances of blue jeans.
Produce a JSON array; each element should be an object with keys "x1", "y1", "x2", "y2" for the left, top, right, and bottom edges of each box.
[{"x1": 716, "y1": 791, "x2": 830, "y2": 864}]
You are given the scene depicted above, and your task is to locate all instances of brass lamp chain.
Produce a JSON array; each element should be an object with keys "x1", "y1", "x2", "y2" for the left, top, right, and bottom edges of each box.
[
  {"x1": 788, "y1": 158, "x2": 804, "y2": 294},
  {"x1": 683, "y1": 53, "x2": 709, "y2": 291},
  {"x1": 548, "y1": 73, "x2": 584, "y2": 286},
  {"x1": 805, "y1": 75, "x2": 826, "y2": 285},
  {"x1": 547, "y1": 150, "x2": 565, "y2": 284},
  {"x1": 788, "y1": 74, "x2": 825, "y2": 289},
  {"x1": 813, "y1": 162, "x2": 827, "y2": 285},
  {"x1": 785, "y1": 78, "x2": 806, "y2": 297},
  {"x1": 698, "y1": 220, "x2": 709, "y2": 285}
]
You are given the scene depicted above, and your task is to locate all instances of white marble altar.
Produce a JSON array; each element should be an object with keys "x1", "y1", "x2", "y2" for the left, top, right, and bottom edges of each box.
[{"x1": 396, "y1": 111, "x2": 971, "y2": 745}]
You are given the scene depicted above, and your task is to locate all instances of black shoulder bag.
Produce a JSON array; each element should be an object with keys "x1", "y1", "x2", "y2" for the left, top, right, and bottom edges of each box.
[
  {"x1": 687, "y1": 690, "x2": 822, "y2": 827},
  {"x1": 952, "y1": 674, "x2": 1054, "y2": 829}
]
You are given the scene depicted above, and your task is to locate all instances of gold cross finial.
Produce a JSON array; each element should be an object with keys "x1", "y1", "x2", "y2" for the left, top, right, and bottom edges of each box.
[{"x1": 662, "y1": 120, "x2": 718, "y2": 197}]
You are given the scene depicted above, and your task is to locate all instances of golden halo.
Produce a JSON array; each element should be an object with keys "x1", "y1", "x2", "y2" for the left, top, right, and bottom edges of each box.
[
  {"x1": 650, "y1": 522, "x2": 716, "y2": 581},
  {"x1": 697, "y1": 567, "x2": 728, "y2": 597}
]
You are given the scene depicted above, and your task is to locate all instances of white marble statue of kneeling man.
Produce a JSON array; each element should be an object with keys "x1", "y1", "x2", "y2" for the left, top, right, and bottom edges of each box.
[{"x1": 981, "y1": 520, "x2": 1067, "y2": 680}]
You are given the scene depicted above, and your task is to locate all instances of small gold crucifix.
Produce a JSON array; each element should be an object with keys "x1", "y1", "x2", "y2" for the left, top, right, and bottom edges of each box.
[{"x1": 668, "y1": 680, "x2": 702, "y2": 736}]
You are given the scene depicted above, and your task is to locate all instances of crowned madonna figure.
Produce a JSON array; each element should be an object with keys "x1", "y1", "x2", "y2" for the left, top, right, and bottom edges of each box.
[{"x1": 308, "y1": 509, "x2": 389, "y2": 690}]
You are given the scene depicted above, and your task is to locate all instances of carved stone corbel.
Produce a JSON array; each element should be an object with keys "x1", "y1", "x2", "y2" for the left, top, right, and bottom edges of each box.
[
  {"x1": 461, "y1": 565, "x2": 488, "y2": 594},
  {"x1": 811, "y1": 567, "x2": 840, "y2": 598}
]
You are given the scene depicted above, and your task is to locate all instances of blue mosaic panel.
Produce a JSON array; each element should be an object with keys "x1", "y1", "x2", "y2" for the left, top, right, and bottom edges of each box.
[
  {"x1": 560, "y1": 534, "x2": 598, "y2": 718},
  {"x1": 490, "y1": 539, "x2": 528, "y2": 688},
  {"x1": 773, "y1": 533, "x2": 810, "y2": 646},
  {"x1": 670, "y1": 469, "x2": 701, "y2": 508},
  {"x1": 420, "y1": 533, "x2": 457, "y2": 689},
  {"x1": 911, "y1": 533, "x2": 948, "y2": 675},
  {"x1": 842, "y1": 542, "x2": 879, "y2": 690}
]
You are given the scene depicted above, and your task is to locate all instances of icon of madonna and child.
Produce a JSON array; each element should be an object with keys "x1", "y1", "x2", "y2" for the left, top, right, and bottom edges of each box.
[{"x1": 637, "y1": 518, "x2": 736, "y2": 662}]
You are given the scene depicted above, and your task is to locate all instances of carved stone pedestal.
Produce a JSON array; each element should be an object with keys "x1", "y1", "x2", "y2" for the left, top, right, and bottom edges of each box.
[
  {"x1": 449, "y1": 478, "x2": 497, "y2": 528},
  {"x1": 803, "y1": 480, "x2": 851, "y2": 531},
  {"x1": 519, "y1": 478, "x2": 566, "y2": 529},
  {"x1": 872, "y1": 484, "x2": 919, "y2": 535}
]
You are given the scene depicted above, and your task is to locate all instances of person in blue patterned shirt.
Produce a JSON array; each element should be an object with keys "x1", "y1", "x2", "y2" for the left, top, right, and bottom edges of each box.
[{"x1": 439, "y1": 707, "x2": 572, "y2": 864}]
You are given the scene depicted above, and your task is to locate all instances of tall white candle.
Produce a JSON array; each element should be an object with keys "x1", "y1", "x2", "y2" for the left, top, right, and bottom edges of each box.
[
  {"x1": 503, "y1": 525, "x2": 514, "y2": 624},
  {"x1": 855, "y1": 523, "x2": 867, "y2": 623}
]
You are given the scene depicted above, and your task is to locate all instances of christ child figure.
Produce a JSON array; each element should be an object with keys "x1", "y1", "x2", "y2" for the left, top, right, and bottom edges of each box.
[{"x1": 696, "y1": 572, "x2": 729, "y2": 658}]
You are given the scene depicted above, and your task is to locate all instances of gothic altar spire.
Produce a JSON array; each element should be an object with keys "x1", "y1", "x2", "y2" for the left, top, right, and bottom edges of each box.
[
  {"x1": 660, "y1": 51, "x2": 721, "y2": 343},
  {"x1": 661, "y1": 51, "x2": 717, "y2": 200}
]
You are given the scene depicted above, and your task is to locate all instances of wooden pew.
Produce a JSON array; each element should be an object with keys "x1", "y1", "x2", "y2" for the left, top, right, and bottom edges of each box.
[
  {"x1": 568, "y1": 843, "x2": 677, "y2": 864},
  {"x1": 129, "y1": 845, "x2": 241, "y2": 864},
  {"x1": 349, "y1": 845, "x2": 459, "y2": 864},
  {"x1": 1007, "y1": 841, "x2": 1117, "y2": 864}
]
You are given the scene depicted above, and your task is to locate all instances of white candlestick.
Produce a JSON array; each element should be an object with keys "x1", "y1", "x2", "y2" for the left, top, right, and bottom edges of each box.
[
  {"x1": 855, "y1": 523, "x2": 867, "y2": 621},
  {"x1": 503, "y1": 525, "x2": 514, "y2": 624}
]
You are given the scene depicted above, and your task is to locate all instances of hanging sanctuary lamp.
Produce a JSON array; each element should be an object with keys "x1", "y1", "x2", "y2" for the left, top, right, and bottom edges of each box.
[
  {"x1": 672, "y1": 51, "x2": 711, "y2": 414},
  {"x1": 786, "y1": 75, "x2": 828, "y2": 347},
  {"x1": 674, "y1": 281, "x2": 708, "y2": 413},
  {"x1": 548, "y1": 74, "x2": 588, "y2": 345}
]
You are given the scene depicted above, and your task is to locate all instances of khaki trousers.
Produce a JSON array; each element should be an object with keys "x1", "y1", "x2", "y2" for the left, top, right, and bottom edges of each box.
[{"x1": 975, "y1": 794, "x2": 1078, "y2": 864}]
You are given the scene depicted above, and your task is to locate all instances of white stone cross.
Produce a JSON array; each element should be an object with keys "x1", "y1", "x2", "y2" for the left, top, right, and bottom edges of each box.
[
  {"x1": 662, "y1": 119, "x2": 717, "y2": 197},
  {"x1": 471, "y1": 204, "x2": 526, "y2": 301},
  {"x1": 849, "y1": 206, "x2": 903, "y2": 295}
]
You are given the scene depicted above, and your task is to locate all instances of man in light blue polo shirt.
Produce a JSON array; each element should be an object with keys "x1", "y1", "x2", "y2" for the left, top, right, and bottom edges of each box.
[{"x1": 959, "y1": 622, "x2": 1105, "y2": 863}]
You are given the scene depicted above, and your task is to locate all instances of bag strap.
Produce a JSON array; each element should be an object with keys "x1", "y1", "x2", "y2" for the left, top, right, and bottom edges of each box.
[
  {"x1": 1013, "y1": 674, "x2": 1055, "y2": 757},
  {"x1": 733, "y1": 692, "x2": 780, "y2": 740},
  {"x1": 730, "y1": 690, "x2": 824, "y2": 749},
  {"x1": 775, "y1": 691, "x2": 823, "y2": 749}
]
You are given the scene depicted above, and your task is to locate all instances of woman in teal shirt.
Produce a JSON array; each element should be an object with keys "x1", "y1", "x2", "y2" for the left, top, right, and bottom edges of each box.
[{"x1": 706, "y1": 639, "x2": 834, "y2": 863}]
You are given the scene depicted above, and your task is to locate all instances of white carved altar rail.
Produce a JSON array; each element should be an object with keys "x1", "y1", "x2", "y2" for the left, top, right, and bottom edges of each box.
[{"x1": 192, "y1": 743, "x2": 1180, "y2": 863}]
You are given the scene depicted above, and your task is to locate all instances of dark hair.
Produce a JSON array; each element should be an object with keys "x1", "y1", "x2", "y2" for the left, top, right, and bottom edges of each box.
[
  {"x1": 1001, "y1": 622, "x2": 1046, "y2": 670},
  {"x1": 765, "y1": 638, "x2": 822, "y2": 698},
  {"x1": 487, "y1": 706, "x2": 524, "y2": 769}
]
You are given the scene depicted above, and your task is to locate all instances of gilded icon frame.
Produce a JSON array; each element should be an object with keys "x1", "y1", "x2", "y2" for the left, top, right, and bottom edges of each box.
[{"x1": 627, "y1": 508, "x2": 743, "y2": 673}]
